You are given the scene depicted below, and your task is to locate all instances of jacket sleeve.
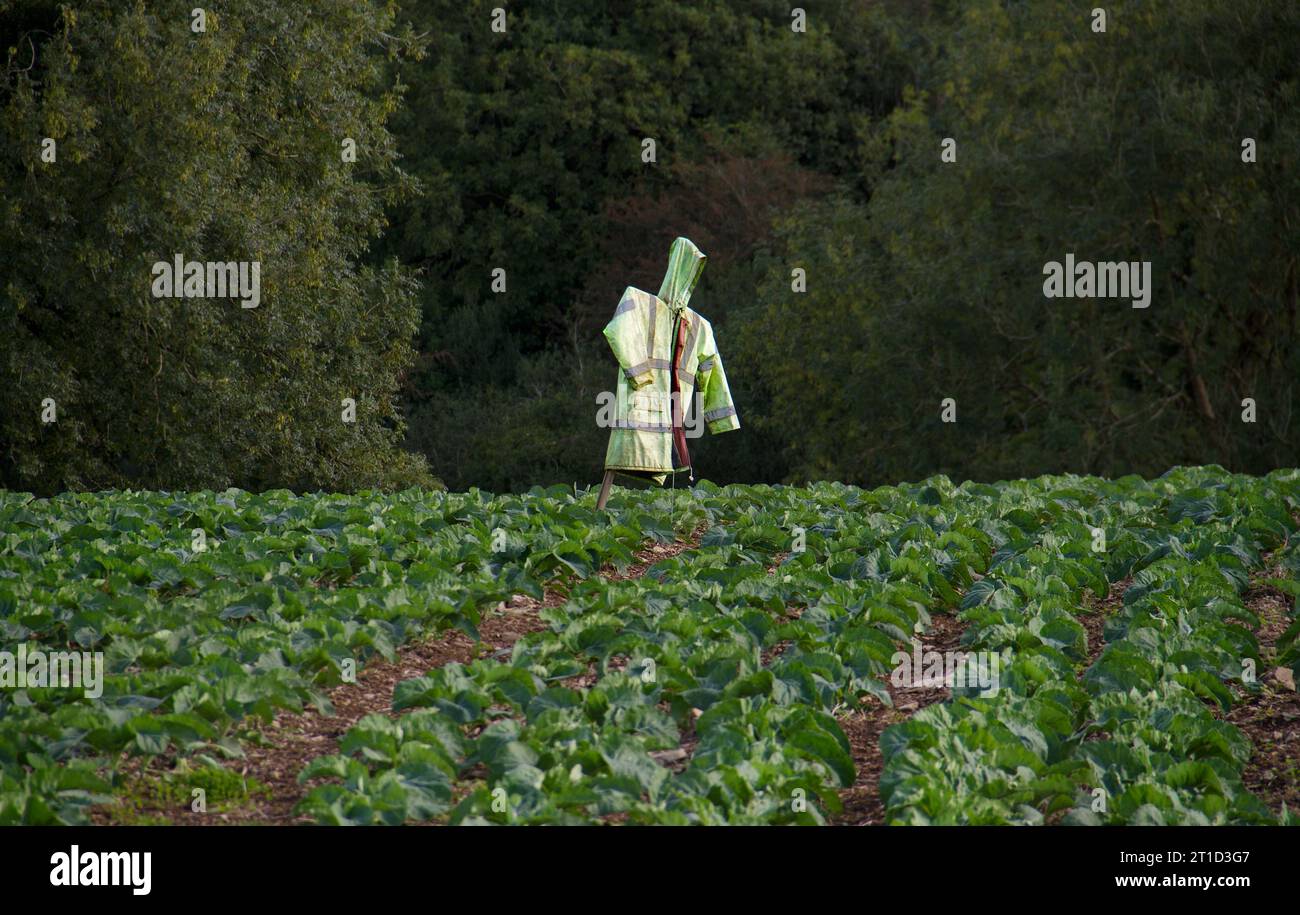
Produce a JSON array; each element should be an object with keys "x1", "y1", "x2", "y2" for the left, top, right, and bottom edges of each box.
[
  {"x1": 603, "y1": 288, "x2": 655, "y2": 389},
  {"x1": 695, "y1": 324, "x2": 739, "y2": 434}
]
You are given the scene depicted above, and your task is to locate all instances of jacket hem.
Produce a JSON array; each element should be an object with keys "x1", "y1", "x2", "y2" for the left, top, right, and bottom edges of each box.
[{"x1": 605, "y1": 464, "x2": 687, "y2": 473}]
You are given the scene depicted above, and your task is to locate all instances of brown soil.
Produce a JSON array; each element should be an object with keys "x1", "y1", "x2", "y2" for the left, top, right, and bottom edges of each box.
[
  {"x1": 92, "y1": 529, "x2": 702, "y2": 826},
  {"x1": 835, "y1": 570, "x2": 1133, "y2": 826},
  {"x1": 1079, "y1": 576, "x2": 1130, "y2": 671},
  {"x1": 1228, "y1": 564, "x2": 1300, "y2": 818},
  {"x1": 604, "y1": 531, "x2": 702, "y2": 581},
  {"x1": 833, "y1": 609, "x2": 966, "y2": 825}
]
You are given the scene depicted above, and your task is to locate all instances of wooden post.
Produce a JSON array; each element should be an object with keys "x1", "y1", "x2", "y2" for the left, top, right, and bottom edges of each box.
[{"x1": 596, "y1": 470, "x2": 615, "y2": 510}]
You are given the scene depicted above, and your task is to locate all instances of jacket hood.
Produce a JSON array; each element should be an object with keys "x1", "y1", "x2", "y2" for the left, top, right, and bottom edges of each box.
[{"x1": 657, "y1": 237, "x2": 707, "y2": 313}]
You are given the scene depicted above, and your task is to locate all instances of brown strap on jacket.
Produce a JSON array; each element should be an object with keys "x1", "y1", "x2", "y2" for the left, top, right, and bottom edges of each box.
[{"x1": 670, "y1": 312, "x2": 691, "y2": 472}]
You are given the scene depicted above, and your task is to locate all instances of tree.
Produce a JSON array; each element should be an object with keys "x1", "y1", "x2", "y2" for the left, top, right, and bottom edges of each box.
[
  {"x1": 384, "y1": 0, "x2": 915, "y2": 488},
  {"x1": 743, "y1": 0, "x2": 1300, "y2": 484},
  {"x1": 0, "y1": 0, "x2": 432, "y2": 493}
]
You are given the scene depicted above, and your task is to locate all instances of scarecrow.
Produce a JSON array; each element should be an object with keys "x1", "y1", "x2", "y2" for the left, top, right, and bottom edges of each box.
[{"x1": 595, "y1": 237, "x2": 739, "y2": 509}]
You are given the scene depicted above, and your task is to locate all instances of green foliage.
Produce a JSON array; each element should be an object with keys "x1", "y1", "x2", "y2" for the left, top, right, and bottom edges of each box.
[
  {"x1": 100, "y1": 760, "x2": 271, "y2": 825},
  {"x1": 880, "y1": 466, "x2": 1297, "y2": 825},
  {"x1": 742, "y1": 0, "x2": 1300, "y2": 485},
  {"x1": 291, "y1": 466, "x2": 1297, "y2": 825},
  {"x1": 3, "y1": 468, "x2": 1297, "y2": 824},
  {"x1": 383, "y1": 1, "x2": 914, "y2": 488},
  {"x1": 0, "y1": 483, "x2": 660, "y2": 822},
  {"x1": 8, "y1": 2, "x2": 1287, "y2": 493},
  {"x1": 383, "y1": 0, "x2": 1299, "y2": 491},
  {"x1": 0, "y1": 0, "x2": 431, "y2": 493},
  {"x1": 384, "y1": 0, "x2": 905, "y2": 375}
]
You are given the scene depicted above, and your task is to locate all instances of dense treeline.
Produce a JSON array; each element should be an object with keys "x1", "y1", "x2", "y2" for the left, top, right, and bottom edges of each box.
[
  {"x1": 2, "y1": 0, "x2": 1297, "y2": 494},
  {"x1": 1, "y1": 0, "x2": 430, "y2": 493},
  {"x1": 381, "y1": 0, "x2": 916, "y2": 491}
]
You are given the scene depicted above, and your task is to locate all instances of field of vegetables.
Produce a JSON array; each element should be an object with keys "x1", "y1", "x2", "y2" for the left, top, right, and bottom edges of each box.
[{"x1": 2, "y1": 466, "x2": 1299, "y2": 825}]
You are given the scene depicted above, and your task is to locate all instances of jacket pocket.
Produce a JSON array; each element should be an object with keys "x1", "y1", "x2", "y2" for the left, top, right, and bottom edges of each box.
[{"x1": 630, "y1": 390, "x2": 667, "y2": 426}]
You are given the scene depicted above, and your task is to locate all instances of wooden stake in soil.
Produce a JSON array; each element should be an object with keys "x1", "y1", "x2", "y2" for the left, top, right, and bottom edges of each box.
[{"x1": 596, "y1": 470, "x2": 615, "y2": 510}]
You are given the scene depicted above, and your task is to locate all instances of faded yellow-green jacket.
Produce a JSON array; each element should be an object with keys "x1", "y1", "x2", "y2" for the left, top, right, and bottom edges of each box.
[{"x1": 602, "y1": 238, "x2": 739, "y2": 483}]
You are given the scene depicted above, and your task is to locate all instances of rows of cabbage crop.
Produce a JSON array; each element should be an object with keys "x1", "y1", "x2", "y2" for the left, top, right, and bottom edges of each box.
[
  {"x1": 299, "y1": 469, "x2": 1300, "y2": 825},
  {"x1": 882, "y1": 470, "x2": 1300, "y2": 824},
  {"x1": 298, "y1": 481, "x2": 946, "y2": 824},
  {"x1": 2, "y1": 469, "x2": 1297, "y2": 824},
  {"x1": 0, "y1": 487, "x2": 660, "y2": 823}
]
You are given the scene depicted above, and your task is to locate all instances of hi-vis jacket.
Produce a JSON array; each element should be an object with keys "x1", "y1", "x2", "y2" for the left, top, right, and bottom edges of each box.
[{"x1": 602, "y1": 237, "x2": 739, "y2": 483}]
